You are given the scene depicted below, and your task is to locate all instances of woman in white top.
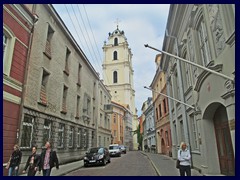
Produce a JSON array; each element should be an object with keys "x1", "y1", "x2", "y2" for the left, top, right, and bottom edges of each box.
[{"x1": 178, "y1": 142, "x2": 191, "y2": 176}]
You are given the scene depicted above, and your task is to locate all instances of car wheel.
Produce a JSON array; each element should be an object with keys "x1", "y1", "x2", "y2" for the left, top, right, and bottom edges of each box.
[
  {"x1": 102, "y1": 159, "x2": 107, "y2": 166},
  {"x1": 84, "y1": 164, "x2": 88, "y2": 167},
  {"x1": 119, "y1": 153, "x2": 121, "y2": 157},
  {"x1": 108, "y1": 158, "x2": 111, "y2": 163}
]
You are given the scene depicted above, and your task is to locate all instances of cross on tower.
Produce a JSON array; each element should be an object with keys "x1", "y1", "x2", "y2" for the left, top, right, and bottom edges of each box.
[{"x1": 114, "y1": 18, "x2": 121, "y2": 29}]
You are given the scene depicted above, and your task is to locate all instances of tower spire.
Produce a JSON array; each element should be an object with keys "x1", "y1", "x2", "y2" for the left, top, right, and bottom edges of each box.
[{"x1": 114, "y1": 18, "x2": 121, "y2": 29}]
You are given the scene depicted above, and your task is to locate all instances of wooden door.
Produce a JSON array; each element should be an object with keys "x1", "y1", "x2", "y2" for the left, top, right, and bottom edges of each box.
[{"x1": 214, "y1": 121, "x2": 235, "y2": 176}]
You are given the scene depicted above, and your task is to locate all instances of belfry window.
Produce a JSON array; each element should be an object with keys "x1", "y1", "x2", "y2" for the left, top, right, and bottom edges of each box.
[
  {"x1": 113, "y1": 71, "x2": 118, "y2": 83},
  {"x1": 114, "y1": 38, "x2": 118, "y2": 46},
  {"x1": 113, "y1": 51, "x2": 118, "y2": 60}
]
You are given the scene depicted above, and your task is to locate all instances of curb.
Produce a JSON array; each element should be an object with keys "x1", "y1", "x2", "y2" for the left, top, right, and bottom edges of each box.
[{"x1": 141, "y1": 152, "x2": 161, "y2": 176}]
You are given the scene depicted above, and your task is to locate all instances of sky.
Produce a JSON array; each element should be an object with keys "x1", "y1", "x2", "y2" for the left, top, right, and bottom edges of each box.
[{"x1": 53, "y1": 4, "x2": 170, "y2": 116}]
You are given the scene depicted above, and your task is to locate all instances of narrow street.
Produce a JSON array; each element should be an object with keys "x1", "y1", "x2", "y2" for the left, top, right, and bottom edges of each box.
[{"x1": 65, "y1": 151, "x2": 157, "y2": 176}]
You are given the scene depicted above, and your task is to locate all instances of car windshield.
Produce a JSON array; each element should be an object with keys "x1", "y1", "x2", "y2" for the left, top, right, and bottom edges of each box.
[
  {"x1": 109, "y1": 146, "x2": 119, "y2": 150},
  {"x1": 89, "y1": 148, "x2": 103, "y2": 153}
]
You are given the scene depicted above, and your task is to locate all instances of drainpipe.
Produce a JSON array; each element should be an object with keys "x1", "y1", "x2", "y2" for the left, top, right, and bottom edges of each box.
[{"x1": 16, "y1": 5, "x2": 38, "y2": 145}]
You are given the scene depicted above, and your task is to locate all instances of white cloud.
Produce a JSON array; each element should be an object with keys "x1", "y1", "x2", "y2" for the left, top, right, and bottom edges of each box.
[{"x1": 53, "y1": 4, "x2": 170, "y2": 116}]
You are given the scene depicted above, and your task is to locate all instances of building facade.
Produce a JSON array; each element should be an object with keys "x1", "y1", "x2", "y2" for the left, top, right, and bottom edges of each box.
[
  {"x1": 161, "y1": 4, "x2": 235, "y2": 175},
  {"x1": 111, "y1": 101, "x2": 125, "y2": 145},
  {"x1": 17, "y1": 4, "x2": 104, "y2": 167},
  {"x1": 102, "y1": 26, "x2": 138, "y2": 150},
  {"x1": 97, "y1": 80, "x2": 112, "y2": 147},
  {"x1": 142, "y1": 98, "x2": 156, "y2": 152},
  {"x1": 150, "y1": 54, "x2": 171, "y2": 156},
  {"x1": 3, "y1": 4, "x2": 34, "y2": 175}
]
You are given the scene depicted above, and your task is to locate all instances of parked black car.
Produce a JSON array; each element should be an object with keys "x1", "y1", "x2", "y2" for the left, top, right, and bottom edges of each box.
[{"x1": 84, "y1": 147, "x2": 111, "y2": 167}]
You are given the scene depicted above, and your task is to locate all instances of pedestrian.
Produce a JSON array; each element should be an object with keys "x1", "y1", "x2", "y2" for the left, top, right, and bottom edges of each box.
[
  {"x1": 22, "y1": 146, "x2": 41, "y2": 176},
  {"x1": 39, "y1": 141, "x2": 59, "y2": 176},
  {"x1": 7, "y1": 144, "x2": 22, "y2": 176},
  {"x1": 178, "y1": 142, "x2": 191, "y2": 176}
]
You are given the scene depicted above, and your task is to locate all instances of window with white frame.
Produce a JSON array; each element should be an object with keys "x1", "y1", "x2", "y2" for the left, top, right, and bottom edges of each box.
[
  {"x1": 42, "y1": 119, "x2": 51, "y2": 146},
  {"x1": 190, "y1": 115, "x2": 199, "y2": 150},
  {"x1": 69, "y1": 126, "x2": 74, "y2": 148},
  {"x1": 58, "y1": 123, "x2": 65, "y2": 148},
  {"x1": 3, "y1": 27, "x2": 15, "y2": 76},
  {"x1": 197, "y1": 19, "x2": 211, "y2": 66},
  {"x1": 21, "y1": 115, "x2": 34, "y2": 148},
  {"x1": 77, "y1": 128, "x2": 81, "y2": 148}
]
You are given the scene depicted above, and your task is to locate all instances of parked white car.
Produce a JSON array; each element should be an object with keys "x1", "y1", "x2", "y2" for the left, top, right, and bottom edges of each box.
[{"x1": 109, "y1": 144, "x2": 121, "y2": 157}]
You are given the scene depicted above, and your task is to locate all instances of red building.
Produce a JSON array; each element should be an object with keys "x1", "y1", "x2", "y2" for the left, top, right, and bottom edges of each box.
[{"x1": 3, "y1": 4, "x2": 34, "y2": 175}]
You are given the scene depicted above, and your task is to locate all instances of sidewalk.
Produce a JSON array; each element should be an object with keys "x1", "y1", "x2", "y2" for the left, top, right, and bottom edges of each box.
[
  {"x1": 141, "y1": 151, "x2": 202, "y2": 176},
  {"x1": 20, "y1": 160, "x2": 84, "y2": 176}
]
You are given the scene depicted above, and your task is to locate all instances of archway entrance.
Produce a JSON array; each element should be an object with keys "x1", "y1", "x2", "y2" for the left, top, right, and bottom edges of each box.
[{"x1": 213, "y1": 105, "x2": 235, "y2": 176}]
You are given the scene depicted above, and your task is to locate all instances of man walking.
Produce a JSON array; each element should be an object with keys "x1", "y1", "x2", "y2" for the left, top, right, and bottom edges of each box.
[{"x1": 39, "y1": 142, "x2": 59, "y2": 176}]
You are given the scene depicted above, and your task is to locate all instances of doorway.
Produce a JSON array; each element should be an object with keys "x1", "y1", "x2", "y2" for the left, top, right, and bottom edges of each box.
[{"x1": 213, "y1": 105, "x2": 235, "y2": 176}]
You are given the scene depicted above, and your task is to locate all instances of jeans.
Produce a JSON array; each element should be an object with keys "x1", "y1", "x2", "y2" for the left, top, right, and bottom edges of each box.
[
  {"x1": 179, "y1": 165, "x2": 191, "y2": 176},
  {"x1": 42, "y1": 168, "x2": 52, "y2": 176},
  {"x1": 8, "y1": 166, "x2": 19, "y2": 176}
]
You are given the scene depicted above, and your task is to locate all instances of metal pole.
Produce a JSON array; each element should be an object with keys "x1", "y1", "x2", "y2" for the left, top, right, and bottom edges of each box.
[
  {"x1": 144, "y1": 86, "x2": 195, "y2": 110},
  {"x1": 144, "y1": 44, "x2": 234, "y2": 82}
]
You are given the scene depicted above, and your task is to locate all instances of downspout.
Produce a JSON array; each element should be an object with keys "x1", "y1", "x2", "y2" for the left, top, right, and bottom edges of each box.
[{"x1": 16, "y1": 5, "x2": 38, "y2": 145}]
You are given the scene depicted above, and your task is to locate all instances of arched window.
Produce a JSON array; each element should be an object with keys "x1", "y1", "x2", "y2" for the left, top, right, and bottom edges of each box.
[
  {"x1": 113, "y1": 71, "x2": 118, "y2": 83},
  {"x1": 3, "y1": 26, "x2": 16, "y2": 76},
  {"x1": 113, "y1": 51, "x2": 118, "y2": 60},
  {"x1": 114, "y1": 38, "x2": 118, "y2": 46}
]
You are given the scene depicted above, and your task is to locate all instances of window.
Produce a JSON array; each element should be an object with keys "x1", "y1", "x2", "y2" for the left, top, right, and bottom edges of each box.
[
  {"x1": 77, "y1": 128, "x2": 81, "y2": 148},
  {"x1": 76, "y1": 95, "x2": 80, "y2": 118},
  {"x1": 58, "y1": 124, "x2": 65, "y2": 148},
  {"x1": 64, "y1": 48, "x2": 71, "y2": 75},
  {"x1": 99, "y1": 136, "x2": 101, "y2": 146},
  {"x1": 42, "y1": 119, "x2": 51, "y2": 146},
  {"x1": 175, "y1": 72, "x2": 180, "y2": 100},
  {"x1": 113, "y1": 71, "x2": 118, "y2": 83},
  {"x1": 114, "y1": 116, "x2": 116, "y2": 124},
  {"x1": 83, "y1": 129, "x2": 88, "y2": 149},
  {"x1": 39, "y1": 69, "x2": 49, "y2": 105},
  {"x1": 190, "y1": 115, "x2": 199, "y2": 150},
  {"x1": 114, "y1": 130, "x2": 116, "y2": 137},
  {"x1": 21, "y1": 115, "x2": 34, "y2": 148},
  {"x1": 163, "y1": 99, "x2": 167, "y2": 114},
  {"x1": 61, "y1": 85, "x2": 68, "y2": 113},
  {"x1": 114, "y1": 38, "x2": 118, "y2": 46},
  {"x1": 100, "y1": 91, "x2": 103, "y2": 104},
  {"x1": 156, "y1": 108, "x2": 158, "y2": 120},
  {"x1": 69, "y1": 127, "x2": 74, "y2": 148},
  {"x1": 3, "y1": 27, "x2": 15, "y2": 76},
  {"x1": 197, "y1": 19, "x2": 211, "y2": 66},
  {"x1": 77, "y1": 64, "x2": 82, "y2": 86},
  {"x1": 113, "y1": 51, "x2": 118, "y2": 60},
  {"x1": 104, "y1": 137, "x2": 106, "y2": 147},
  {"x1": 100, "y1": 113, "x2": 102, "y2": 126},
  {"x1": 159, "y1": 104, "x2": 162, "y2": 118},
  {"x1": 165, "y1": 131, "x2": 169, "y2": 146},
  {"x1": 44, "y1": 24, "x2": 54, "y2": 59}
]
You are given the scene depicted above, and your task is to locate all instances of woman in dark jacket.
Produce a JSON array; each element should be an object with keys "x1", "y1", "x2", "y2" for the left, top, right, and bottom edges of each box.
[
  {"x1": 22, "y1": 146, "x2": 41, "y2": 176},
  {"x1": 8, "y1": 144, "x2": 22, "y2": 176}
]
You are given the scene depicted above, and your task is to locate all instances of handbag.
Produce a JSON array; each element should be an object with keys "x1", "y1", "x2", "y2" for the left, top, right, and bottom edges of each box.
[
  {"x1": 176, "y1": 150, "x2": 182, "y2": 169},
  {"x1": 5, "y1": 156, "x2": 11, "y2": 169},
  {"x1": 176, "y1": 159, "x2": 180, "y2": 169}
]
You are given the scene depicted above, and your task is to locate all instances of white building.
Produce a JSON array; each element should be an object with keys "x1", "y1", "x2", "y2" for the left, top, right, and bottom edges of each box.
[{"x1": 102, "y1": 26, "x2": 138, "y2": 150}]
